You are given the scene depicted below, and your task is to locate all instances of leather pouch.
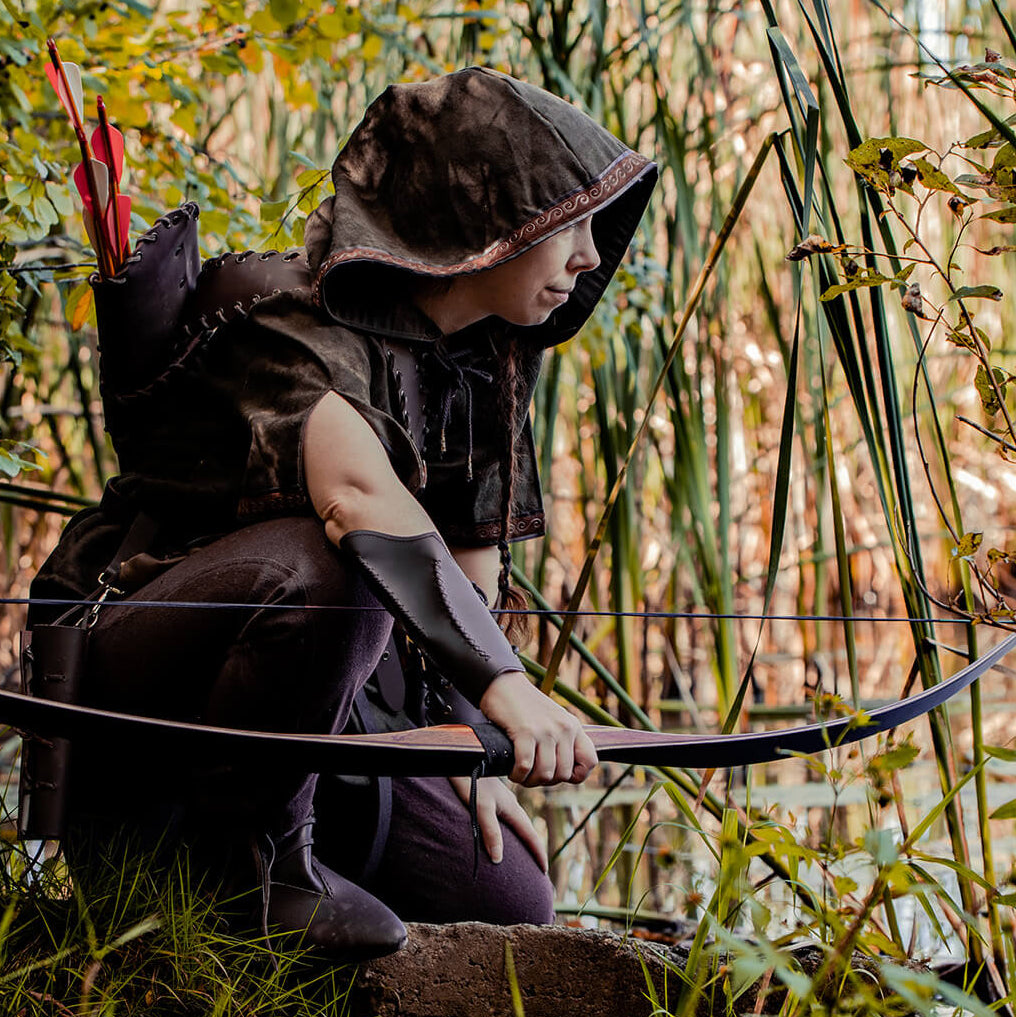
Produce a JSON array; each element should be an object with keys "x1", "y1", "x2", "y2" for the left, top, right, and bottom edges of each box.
[{"x1": 18, "y1": 624, "x2": 87, "y2": 840}]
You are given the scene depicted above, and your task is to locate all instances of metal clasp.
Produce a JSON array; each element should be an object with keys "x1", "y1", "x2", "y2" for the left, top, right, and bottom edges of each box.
[{"x1": 87, "y1": 571, "x2": 124, "y2": 628}]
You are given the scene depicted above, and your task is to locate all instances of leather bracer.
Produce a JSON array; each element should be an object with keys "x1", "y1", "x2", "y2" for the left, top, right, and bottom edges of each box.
[{"x1": 339, "y1": 530, "x2": 521, "y2": 706}]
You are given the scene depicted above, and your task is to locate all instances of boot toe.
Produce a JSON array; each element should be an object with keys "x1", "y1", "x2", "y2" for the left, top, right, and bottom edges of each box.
[{"x1": 268, "y1": 864, "x2": 406, "y2": 961}]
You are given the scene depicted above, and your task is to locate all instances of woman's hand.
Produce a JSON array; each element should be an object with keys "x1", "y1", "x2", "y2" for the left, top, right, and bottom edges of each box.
[
  {"x1": 449, "y1": 775, "x2": 548, "y2": 871},
  {"x1": 479, "y1": 670, "x2": 598, "y2": 787}
]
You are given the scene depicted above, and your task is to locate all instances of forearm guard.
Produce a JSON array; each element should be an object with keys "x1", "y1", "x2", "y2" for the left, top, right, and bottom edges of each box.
[{"x1": 339, "y1": 530, "x2": 521, "y2": 706}]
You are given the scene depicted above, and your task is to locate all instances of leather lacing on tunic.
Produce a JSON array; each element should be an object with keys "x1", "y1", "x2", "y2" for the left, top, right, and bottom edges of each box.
[{"x1": 428, "y1": 343, "x2": 494, "y2": 483}]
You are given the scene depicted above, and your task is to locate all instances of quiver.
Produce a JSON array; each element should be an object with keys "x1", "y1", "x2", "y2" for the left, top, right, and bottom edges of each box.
[{"x1": 91, "y1": 203, "x2": 310, "y2": 464}]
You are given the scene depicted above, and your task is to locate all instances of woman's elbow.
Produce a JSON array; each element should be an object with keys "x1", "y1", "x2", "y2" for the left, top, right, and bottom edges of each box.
[{"x1": 313, "y1": 483, "x2": 374, "y2": 542}]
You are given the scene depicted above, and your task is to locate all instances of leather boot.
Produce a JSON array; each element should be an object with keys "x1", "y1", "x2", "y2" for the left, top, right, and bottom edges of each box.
[{"x1": 255, "y1": 818, "x2": 406, "y2": 961}]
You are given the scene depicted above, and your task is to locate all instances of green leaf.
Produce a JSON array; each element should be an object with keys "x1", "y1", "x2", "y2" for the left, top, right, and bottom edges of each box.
[
  {"x1": 864, "y1": 828, "x2": 899, "y2": 867},
  {"x1": 980, "y1": 205, "x2": 1016, "y2": 223},
  {"x1": 949, "y1": 285, "x2": 1003, "y2": 301},
  {"x1": 994, "y1": 142, "x2": 1016, "y2": 171},
  {"x1": 990, "y1": 798, "x2": 1016, "y2": 820},
  {"x1": 4, "y1": 179, "x2": 31, "y2": 206},
  {"x1": 945, "y1": 325, "x2": 990, "y2": 352},
  {"x1": 870, "y1": 740, "x2": 920, "y2": 772},
  {"x1": 199, "y1": 210, "x2": 230, "y2": 235},
  {"x1": 975, "y1": 365, "x2": 1009, "y2": 416},
  {"x1": 269, "y1": 0, "x2": 300, "y2": 28},
  {"x1": 0, "y1": 441, "x2": 42, "y2": 478},
  {"x1": 846, "y1": 136, "x2": 927, "y2": 170},
  {"x1": 833, "y1": 875, "x2": 857, "y2": 896},
  {"x1": 951, "y1": 532, "x2": 982, "y2": 560},
  {"x1": 295, "y1": 167, "x2": 327, "y2": 188},
  {"x1": 259, "y1": 199, "x2": 289, "y2": 223},
  {"x1": 985, "y1": 744, "x2": 1016, "y2": 762},
  {"x1": 44, "y1": 181, "x2": 73, "y2": 217},
  {"x1": 912, "y1": 157, "x2": 962, "y2": 195},
  {"x1": 819, "y1": 269, "x2": 890, "y2": 301},
  {"x1": 966, "y1": 127, "x2": 999, "y2": 149}
]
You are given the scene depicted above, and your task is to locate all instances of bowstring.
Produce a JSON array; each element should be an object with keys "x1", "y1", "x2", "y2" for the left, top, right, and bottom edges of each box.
[{"x1": 0, "y1": 595, "x2": 980, "y2": 624}]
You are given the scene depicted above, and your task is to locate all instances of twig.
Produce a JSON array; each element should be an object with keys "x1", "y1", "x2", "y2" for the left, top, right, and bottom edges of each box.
[
  {"x1": 25, "y1": 990, "x2": 77, "y2": 1017},
  {"x1": 956, "y1": 415, "x2": 1016, "y2": 455}
]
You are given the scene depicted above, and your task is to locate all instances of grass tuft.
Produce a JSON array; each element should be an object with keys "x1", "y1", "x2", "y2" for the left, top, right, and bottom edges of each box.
[{"x1": 0, "y1": 827, "x2": 356, "y2": 1016}]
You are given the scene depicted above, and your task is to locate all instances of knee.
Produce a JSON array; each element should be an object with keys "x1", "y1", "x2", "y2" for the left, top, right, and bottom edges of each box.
[{"x1": 478, "y1": 838, "x2": 556, "y2": 925}]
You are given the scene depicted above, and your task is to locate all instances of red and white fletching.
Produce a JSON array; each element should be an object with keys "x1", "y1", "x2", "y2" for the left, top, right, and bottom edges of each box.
[
  {"x1": 72, "y1": 158, "x2": 109, "y2": 214},
  {"x1": 106, "y1": 194, "x2": 131, "y2": 254},
  {"x1": 44, "y1": 60, "x2": 84, "y2": 126},
  {"x1": 92, "y1": 109, "x2": 125, "y2": 183}
]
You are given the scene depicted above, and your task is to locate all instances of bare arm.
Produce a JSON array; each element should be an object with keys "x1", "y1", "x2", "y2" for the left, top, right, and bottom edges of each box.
[
  {"x1": 304, "y1": 390, "x2": 433, "y2": 540},
  {"x1": 304, "y1": 390, "x2": 596, "y2": 786},
  {"x1": 449, "y1": 544, "x2": 500, "y2": 605}
]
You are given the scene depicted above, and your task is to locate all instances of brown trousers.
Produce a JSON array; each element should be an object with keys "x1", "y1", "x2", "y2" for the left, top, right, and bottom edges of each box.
[{"x1": 75, "y1": 516, "x2": 553, "y2": 924}]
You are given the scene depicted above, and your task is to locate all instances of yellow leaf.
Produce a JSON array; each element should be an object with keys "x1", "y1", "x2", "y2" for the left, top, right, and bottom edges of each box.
[
  {"x1": 68, "y1": 283, "x2": 94, "y2": 332},
  {"x1": 362, "y1": 34, "x2": 383, "y2": 61},
  {"x1": 317, "y1": 12, "x2": 347, "y2": 39},
  {"x1": 240, "y1": 41, "x2": 264, "y2": 73},
  {"x1": 170, "y1": 105, "x2": 198, "y2": 138},
  {"x1": 288, "y1": 79, "x2": 316, "y2": 109}
]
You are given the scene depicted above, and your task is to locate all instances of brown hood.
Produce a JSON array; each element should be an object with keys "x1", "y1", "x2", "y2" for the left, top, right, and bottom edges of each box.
[{"x1": 305, "y1": 67, "x2": 657, "y2": 347}]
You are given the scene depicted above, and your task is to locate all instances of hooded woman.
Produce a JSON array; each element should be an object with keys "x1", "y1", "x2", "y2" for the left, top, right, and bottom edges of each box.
[{"x1": 28, "y1": 68, "x2": 657, "y2": 959}]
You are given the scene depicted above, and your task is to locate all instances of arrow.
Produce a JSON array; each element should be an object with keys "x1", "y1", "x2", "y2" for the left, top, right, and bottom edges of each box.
[
  {"x1": 45, "y1": 39, "x2": 114, "y2": 276},
  {"x1": 93, "y1": 96, "x2": 129, "y2": 261},
  {"x1": 4, "y1": 633, "x2": 1014, "y2": 776}
]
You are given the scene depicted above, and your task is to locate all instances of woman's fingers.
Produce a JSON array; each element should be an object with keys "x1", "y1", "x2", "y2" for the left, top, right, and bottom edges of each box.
[
  {"x1": 570, "y1": 727, "x2": 598, "y2": 783},
  {"x1": 480, "y1": 670, "x2": 599, "y2": 787},
  {"x1": 509, "y1": 732, "x2": 537, "y2": 784},
  {"x1": 497, "y1": 789, "x2": 548, "y2": 872},
  {"x1": 449, "y1": 775, "x2": 545, "y2": 869},
  {"x1": 522, "y1": 734, "x2": 558, "y2": 787},
  {"x1": 479, "y1": 795, "x2": 504, "y2": 864}
]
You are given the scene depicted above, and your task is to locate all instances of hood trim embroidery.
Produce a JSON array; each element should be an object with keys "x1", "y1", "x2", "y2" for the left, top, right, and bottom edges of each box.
[{"x1": 313, "y1": 150, "x2": 652, "y2": 301}]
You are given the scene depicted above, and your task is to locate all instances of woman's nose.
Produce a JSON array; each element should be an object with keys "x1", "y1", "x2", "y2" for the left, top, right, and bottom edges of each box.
[{"x1": 569, "y1": 217, "x2": 600, "y2": 274}]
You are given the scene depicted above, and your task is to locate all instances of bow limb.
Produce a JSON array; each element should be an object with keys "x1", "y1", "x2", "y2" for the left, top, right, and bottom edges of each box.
[
  {"x1": 3, "y1": 633, "x2": 1013, "y2": 776},
  {"x1": 584, "y1": 632, "x2": 1016, "y2": 768}
]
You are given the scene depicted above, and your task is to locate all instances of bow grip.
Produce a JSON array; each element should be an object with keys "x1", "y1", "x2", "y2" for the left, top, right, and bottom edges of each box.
[{"x1": 470, "y1": 722, "x2": 514, "y2": 777}]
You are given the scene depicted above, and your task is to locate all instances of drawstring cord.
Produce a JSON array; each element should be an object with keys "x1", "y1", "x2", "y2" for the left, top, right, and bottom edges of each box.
[
  {"x1": 431, "y1": 344, "x2": 493, "y2": 482},
  {"x1": 469, "y1": 763, "x2": 482, "y2": 878}
]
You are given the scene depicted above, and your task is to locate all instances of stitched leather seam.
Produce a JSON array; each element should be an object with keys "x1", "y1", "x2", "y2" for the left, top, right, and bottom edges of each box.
[{"x1": 432, "y1": 558, "x2": 490, "y2": 661}]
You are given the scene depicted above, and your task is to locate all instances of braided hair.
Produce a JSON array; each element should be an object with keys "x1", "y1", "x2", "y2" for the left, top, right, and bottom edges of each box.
[{"x1": 495, "y1": 333, "x2": 531, "y2": 646}]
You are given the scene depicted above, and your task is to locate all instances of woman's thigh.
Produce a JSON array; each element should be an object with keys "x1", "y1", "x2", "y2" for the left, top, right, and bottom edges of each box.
[
  {"x1": 85, "y1": 516, "x2": 390, "y2": 728},
  {"x1": 364, "y1": 776, "x2": 555, "y2": 925},
  {"x1": 74, "y1": 517, "x2": 393, "y2": 825}
]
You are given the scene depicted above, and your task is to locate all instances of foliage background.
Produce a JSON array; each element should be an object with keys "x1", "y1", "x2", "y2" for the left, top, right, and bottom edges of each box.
[{"x1": 4, "y1": 0, "x2": 1016, "y2": 1011}]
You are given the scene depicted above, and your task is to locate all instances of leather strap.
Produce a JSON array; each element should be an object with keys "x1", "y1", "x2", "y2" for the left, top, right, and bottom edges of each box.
[{"x1": 351, "y1": 688, "x2": 393, "y2": 883}]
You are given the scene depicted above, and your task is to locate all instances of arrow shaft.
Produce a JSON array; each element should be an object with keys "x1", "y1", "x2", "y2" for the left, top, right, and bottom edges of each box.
[{"x1": 96, "y1": 96, "x2": 125, "y2": 267}]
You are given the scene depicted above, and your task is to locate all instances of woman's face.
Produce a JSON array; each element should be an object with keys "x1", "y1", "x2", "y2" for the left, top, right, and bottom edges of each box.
[{"x1": 470, "y1": 216, "x2": 601, "y2": 327}]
